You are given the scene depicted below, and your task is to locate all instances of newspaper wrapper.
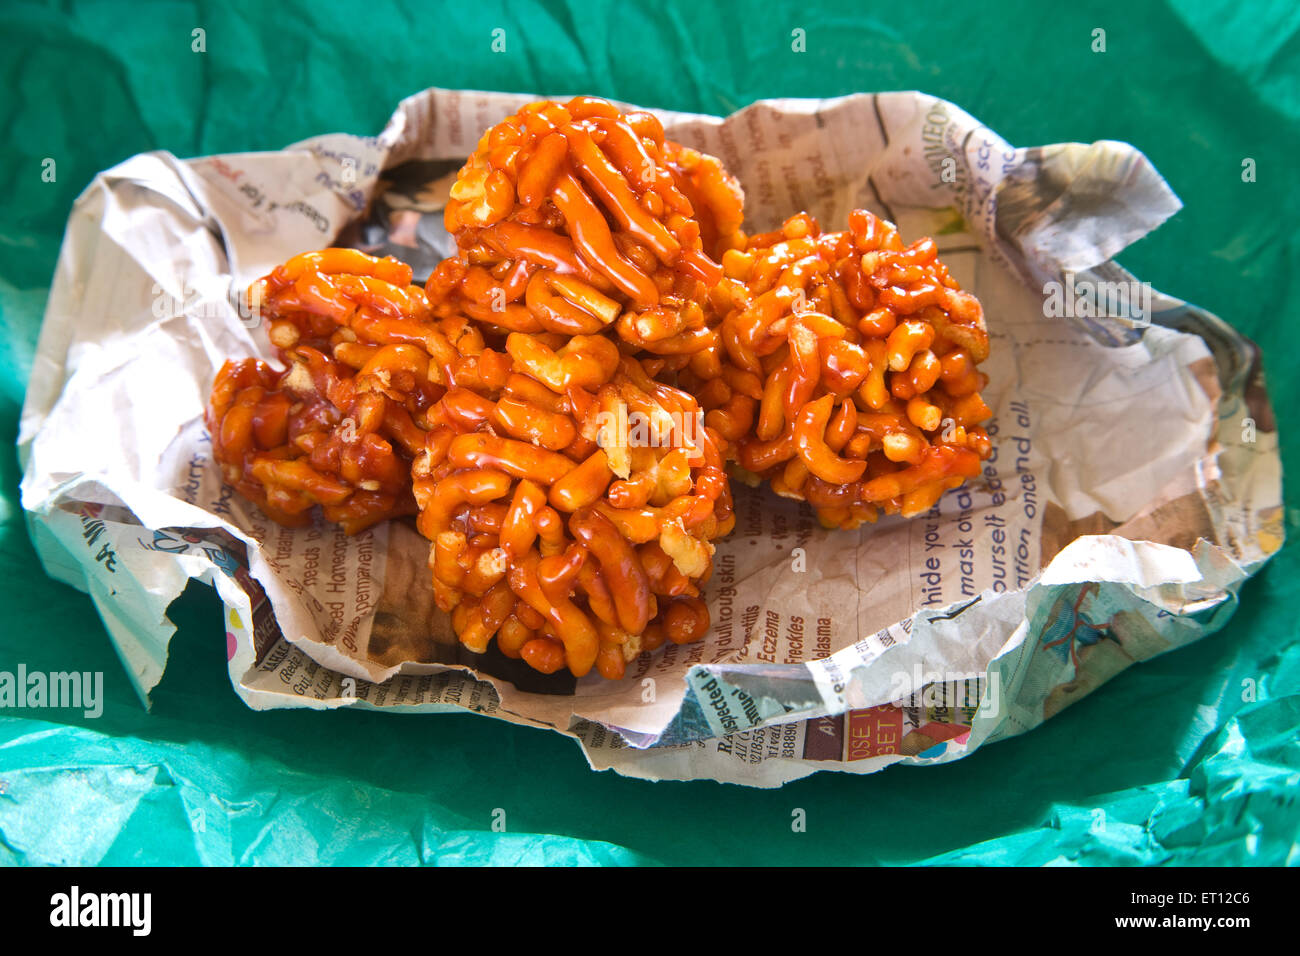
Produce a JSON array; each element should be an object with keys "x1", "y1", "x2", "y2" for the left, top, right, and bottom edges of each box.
[{"x1": 19, "y1": 89, "x2": 1283, "y2": 787}]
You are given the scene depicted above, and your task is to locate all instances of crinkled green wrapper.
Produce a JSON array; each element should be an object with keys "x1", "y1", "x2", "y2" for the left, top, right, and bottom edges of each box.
[{"x1": 1, "y1": 0, "x2": 1297, "y2": 865}]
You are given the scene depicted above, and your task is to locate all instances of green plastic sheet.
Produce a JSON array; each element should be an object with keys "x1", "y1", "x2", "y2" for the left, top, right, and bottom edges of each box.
[{"x1": 1, "y1": 0, "x2": 1297, "y2": 865}]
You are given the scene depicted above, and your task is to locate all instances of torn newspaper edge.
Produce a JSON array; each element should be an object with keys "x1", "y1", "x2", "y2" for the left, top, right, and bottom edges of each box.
[{"x1": 20, "y1": 89, "x2": 1282, "y2": 787}]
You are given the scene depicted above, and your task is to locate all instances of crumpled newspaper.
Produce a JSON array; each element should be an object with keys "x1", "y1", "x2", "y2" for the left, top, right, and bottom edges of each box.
[{"x1": 19, "y1": 88, "x2": 1283, "y2": 787}]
